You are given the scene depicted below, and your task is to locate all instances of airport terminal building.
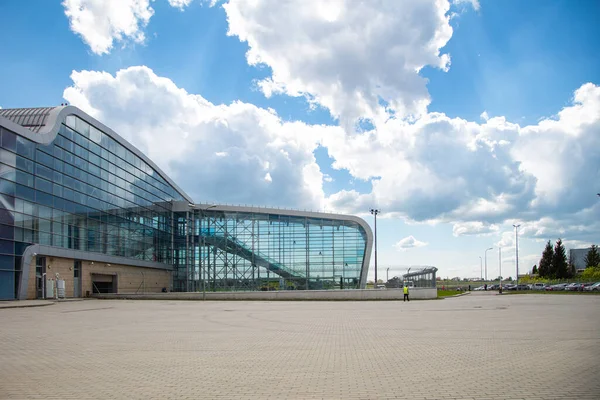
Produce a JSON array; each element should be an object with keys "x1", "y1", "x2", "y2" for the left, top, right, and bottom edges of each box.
[{"x1": 0, "y1": 106, "x2": 372, "y2": 300}]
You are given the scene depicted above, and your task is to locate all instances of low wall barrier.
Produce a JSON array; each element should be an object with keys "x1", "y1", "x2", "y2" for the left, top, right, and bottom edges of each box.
[{"x1": 93, "y1": 287, "x2": 438, "y2": 301}]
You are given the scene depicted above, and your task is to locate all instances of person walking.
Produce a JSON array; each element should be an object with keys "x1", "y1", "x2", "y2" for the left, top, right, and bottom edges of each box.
[{"x1": 403, "y1": 283, "x2": 409, "y2": 302}]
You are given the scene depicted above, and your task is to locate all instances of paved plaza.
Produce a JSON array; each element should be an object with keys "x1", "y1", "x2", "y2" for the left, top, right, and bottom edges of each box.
[{"x1": 1, "y1": 293, "x2": 599, "y2": 399}]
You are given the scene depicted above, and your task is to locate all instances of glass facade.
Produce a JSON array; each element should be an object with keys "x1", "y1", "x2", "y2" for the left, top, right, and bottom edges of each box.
[
  {"x1": 172, "y1": 210, "x2": 368, "y2": 291},
  {"x1": 0, "y1": 115, "x2": 185, "y2": 299},
  {"x1": 0, "y1": 107, "x2": 371, "y2": 300}
]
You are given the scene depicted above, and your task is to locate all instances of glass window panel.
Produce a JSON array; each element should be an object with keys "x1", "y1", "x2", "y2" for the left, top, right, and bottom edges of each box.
[
  {"x1": 53, "y1": 184, "x2": 63, "y2": 198},
  {"x1": 0, "y1": 224, "x2": 14, "y2": 240},
  {"x1": 53, "y1": 146, "x2": 63, "y2": 160},
  {"x1": 15, "y1": 184, "x2": 35, "y2": 202},
  {"x1": 54, "y1": 158, "x2": 63, "y2": 172},
  {"x1": 1, "y1": 129, "x2": 17, "y2": 151},
  {"x1": 89, "y1": 126, "x2": 102, "y2": 144},
  {"x1": 36, "y1": 149, "x2": 54, "y2": 168},
  {"x1": 16, "y1": 137, "x2": 34, "y2": 159},
  {"x1": 65, "y1": 115, "x2": 77, "y2": 130},
  {"x1": 0, "y1": 179, "x2": 15, "y2": 197},
  {"x1": 75, "y1": 117, "x2": 90, "y2": 138},
  {"x1": 63, "y1": 150, "x2": 74, "y2": 164},
  {"x1": 34, "y1": 177, "x2": 53, "y2": 194},
  {"x1": 36, "y1": 191, "x2": 54, "y2": 207},
  {"x1": 0, "y1": 148, "x2": 16, "y2": 167},
  {"x1": 35, "y1": 164, "x2": 52, "y2": 181},
  {"x1": 15, "y1": 170, "x2": 34, "y2": 187},
  {"x1": 39, "y1": 232, "x2": 51, "y2": 245}
]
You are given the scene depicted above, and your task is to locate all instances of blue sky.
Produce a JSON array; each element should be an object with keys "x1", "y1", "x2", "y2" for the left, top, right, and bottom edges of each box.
[{"x1": 1, "y1": 0, "x2": 599, "y2": 281}]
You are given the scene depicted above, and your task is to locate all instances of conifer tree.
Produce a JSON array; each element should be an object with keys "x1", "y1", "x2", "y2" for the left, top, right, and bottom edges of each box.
[
  {"x1": 552, "y1": 239, "x2": 568, "y2": 279},
  {"x1": 538, "y1": 240, "x2": 554, "y2": 278},
  {"x1": 584, "y1": 245, "x2": 600, "y2": 269}
]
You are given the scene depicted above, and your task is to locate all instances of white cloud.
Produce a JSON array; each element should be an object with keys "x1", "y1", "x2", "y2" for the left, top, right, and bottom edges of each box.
[
  {"x1": 323, "y1": 83, "x2": 600, "y2": 239},
  {"x1": 222, "y1": 0, "x2": 453, "y2": 127},
  {"x1": 394, "y1": 235, "x2": 428, "y2": 250},
  {"x1": 168, "y1": 0, "x2": 193, "y2": 10},
  {"x1": 63, "y1": 66, "x2": 331, "y2": 209},
  {"x1": 453, "y1": 221, "x2": 499, "y2": 237},
  {"x1": 452, "y1": 0, "x2": 480, "y2": 11},
  {"x1": 60, "y1": 1, "x2": 599, "y2": 249},
  {"x1": 62, "y1": 0, "x2": 154, "y2": 55}
]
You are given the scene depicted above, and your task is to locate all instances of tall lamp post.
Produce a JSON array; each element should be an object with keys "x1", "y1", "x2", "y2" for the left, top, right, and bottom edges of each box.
[
  {"x1": 499, "y1": 246, "x2": 502, "y2": 294},
  {"x1": 513, "y1": 224, "x2": 521, "y2": 288},
  {"x1": 370, "y1": 209, "x2": 380, "y2": 286},
  {"x1": 386, "y1": 267, "x2": 390, "y2": 283},
  {"x1": 479, "y1": 256, "x2": 482, "y2": 280},
  {"x1": 484, "y1": 247, "x2": 493, "y2": 281},
  {"x1": 200, "y1": 204, "x2": 218, "y2": 300}
]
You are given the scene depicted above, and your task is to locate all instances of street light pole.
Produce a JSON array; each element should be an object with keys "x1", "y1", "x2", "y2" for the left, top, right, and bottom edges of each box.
[
  {"x1": 513, "y1": 224, "x2": 521, "y2": 288},
  {"x1": 499, "y1": 246, "x2": 502, "y2": 294},
  {"x1": 479, "y1": 256, "x2": 482, "y2": 280},
  {"x1": 484, "y1": 247, "x2": 493, "y2": 281},
  {"x1": 386, "y1": 267, "x2": 390, "y2": 283},
  {"x1": 370, "y1": 209, "x2": 380, "y2": 286}
]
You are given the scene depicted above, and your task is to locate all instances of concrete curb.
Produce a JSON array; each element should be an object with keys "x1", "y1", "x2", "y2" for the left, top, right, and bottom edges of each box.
[
  {"x1": 0, "y1": 298, "x2": 87, "y2": 310},
  {"x1": 0, "y1": 301, "x2": 55, "y2": 309},
  {"x1": 92, "y1": 288, "x2": 439, "y2": 301}
]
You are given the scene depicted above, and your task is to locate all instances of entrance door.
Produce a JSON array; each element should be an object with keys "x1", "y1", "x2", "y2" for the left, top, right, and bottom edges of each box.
[
  {"x1": 91, "y1": 274, "x2": 116, "y2": 293},
  {"x1": 35, "y1": 257, "x2": 46, "y2": 299},
  {"x1": 73, "y1": 260, "x2": 81, "y2": 297}
]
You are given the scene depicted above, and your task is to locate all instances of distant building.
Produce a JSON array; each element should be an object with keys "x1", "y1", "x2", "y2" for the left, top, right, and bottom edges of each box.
[{"x1": 569, "y1": 248, "x2": 595, "y2": 273}]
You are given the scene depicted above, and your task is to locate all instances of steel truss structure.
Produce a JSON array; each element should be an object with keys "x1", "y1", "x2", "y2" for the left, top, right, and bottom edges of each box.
[{"x1": 172, "y1": 204, "x2": 372, "y2": 292}]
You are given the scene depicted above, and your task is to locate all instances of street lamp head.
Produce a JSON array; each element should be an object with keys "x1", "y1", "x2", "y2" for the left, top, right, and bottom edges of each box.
[
  {"x1": 487, "y1": 247, "x2": 493, "y2": 251},
  {"x1": 370, "y1": 208, "x2": 380, "y2": 215},
  {"x1": 513, "y1": 224, "x2": 521, "y2": 228}
]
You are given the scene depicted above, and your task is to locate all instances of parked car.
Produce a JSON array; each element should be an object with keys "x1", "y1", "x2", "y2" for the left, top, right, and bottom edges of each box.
[
  {"x1": 504, "y1": 284, "x2": 516, "y2": 291},
  {"x1": 584, "y1": 282, "x2": 600, "y2": 291},
  {"x1": 489, "y1": 284, "x2": 500, "y2": 290},
  {"x1": 546, "y1": 283, "x2": 567, "y2": 291},
  {"x1": 529, "y1": 283, "x2": 547, "y2": 290},
  {"x1": 565, "y1": 283, "x2": 582, "y2": 291},
  {"x1": 473, "y1": 286, "x2": 485, "y2": 291},
  {"x1": 516, "y1": 284, "x2": 530, "y2": 290}
]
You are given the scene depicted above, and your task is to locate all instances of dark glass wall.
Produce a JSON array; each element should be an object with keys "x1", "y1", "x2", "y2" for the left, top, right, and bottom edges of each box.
[
  {"x1": 172, "y1": 210, "x2": 368, "y2": 292},
  {"x1": 0, "y1": 115, "x2": 185, "y2": 299}
]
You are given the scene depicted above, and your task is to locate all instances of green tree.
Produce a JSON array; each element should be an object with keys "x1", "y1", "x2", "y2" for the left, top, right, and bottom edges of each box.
[
  {"x1": 538, "y1": 240, "x2": 554, "y2": 278},
  {"x1": 584, "y1": 245, "x2": 600, "y2": 269},
  {"x1": 532, "y1": 265, "x2": 538, "y2": 274},
  {"x1": 552, "y1": 239, "x2": 569, "y2": 279}
]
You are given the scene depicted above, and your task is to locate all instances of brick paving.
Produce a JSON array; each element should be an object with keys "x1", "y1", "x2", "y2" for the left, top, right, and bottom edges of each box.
[{"x1": 0, "y1": 293, "x2": 599, "y2": 399}]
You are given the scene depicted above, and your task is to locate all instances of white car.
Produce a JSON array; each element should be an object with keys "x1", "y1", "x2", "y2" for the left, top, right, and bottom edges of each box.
[
  {"x1": 530, "y1": 283, "x2": 547, "y2": 290},
  {"x1": 584, "y1": 282, "x2": 600, "y2": 291}
]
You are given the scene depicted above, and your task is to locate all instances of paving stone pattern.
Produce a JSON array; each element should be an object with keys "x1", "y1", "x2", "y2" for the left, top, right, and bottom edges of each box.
[{"x1": 0, "y1": 293, "x2": 599, "y2": 399}]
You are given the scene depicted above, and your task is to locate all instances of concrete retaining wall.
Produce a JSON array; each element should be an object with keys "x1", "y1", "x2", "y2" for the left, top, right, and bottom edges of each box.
[{"x1": 94, "y1": 287, "x2": 438, "y2": 301}]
